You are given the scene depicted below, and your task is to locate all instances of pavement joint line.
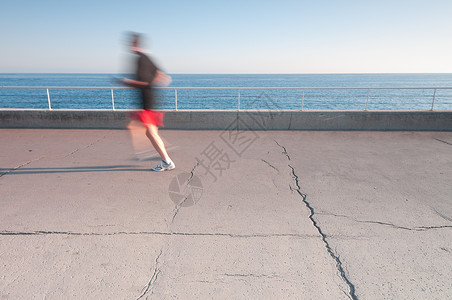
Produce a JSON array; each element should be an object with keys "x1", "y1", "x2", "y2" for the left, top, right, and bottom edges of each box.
[
  {"x1": 0, "y1": 230, "x2": 320, "y2": 239},
  {"x1": 317, "y1": 212, "x2": 452, "y2": 231},
  {"x1": 274, "y1": 139, "x2": 358, "y2": 300},
  {"x1": 137, "y1": 249, "x2": 163, "y2": 300}
]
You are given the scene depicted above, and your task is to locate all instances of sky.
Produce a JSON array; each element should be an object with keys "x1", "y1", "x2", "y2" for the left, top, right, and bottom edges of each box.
[{"x1": 1, "y1": 0, "x2": 452, "y2": 74}]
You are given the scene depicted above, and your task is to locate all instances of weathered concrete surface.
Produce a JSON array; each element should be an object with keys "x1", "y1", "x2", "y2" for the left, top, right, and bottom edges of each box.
[
  {"x1": 0, "y1": 129, "x2": 451, "y2": 299},
  {"x1": 267, "y1": 131, "x2": 452, "y2": 300},
  {"x1": 1, "y1": 109, "x2": 452, "y2": 130}
]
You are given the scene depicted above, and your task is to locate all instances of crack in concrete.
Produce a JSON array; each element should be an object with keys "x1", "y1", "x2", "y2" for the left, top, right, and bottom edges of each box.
[
  {"x1": 170, "y1": 162, "x2": 200, "y2": 226},
  {"x1": 0, "y1": 157, "x2": 44, "y2": 178},
  {"x1": 261, "y1": 159, "x2": 279, "y2": 173},
  {"x1": 1, "y1": 134, "x2": 109, "y2": 178},
  {"x1": 63, "y1": 135, "x2": 108, "y2": 158},
  {"x1": 274, "y1": 139, "x2": 358, "y2": 300},
  {"x1": 222, "y1": 273, "x2": 282, "y2": 280},
  {"x1": 318, "y1": 212, "x2": 452, "y2": 231},
  {"x1": 170, "y1": 205, "x2": 182, "y2": 226},
  {"x1": 0, "y1": 230, "x2": 319, "y2": 239},
  {"x1": 434, "y1": 138, "x2": 452, "y2": 146},
  {"x1": 274, "y1": 140, "x2": 290, "y2": 160},
  {"x1": 193, "y1": 280, "x2": 216, "y2": 284},
  {"x1": 137, "y1": 249, "x2": 163, "y2": 299},
  {"x1": 431, "y1": 207, "x2": 452, "y2": 223}
]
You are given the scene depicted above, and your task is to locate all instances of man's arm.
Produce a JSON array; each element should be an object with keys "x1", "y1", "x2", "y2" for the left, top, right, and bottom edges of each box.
[
  {"x1": 115, "y1": 71, "x2": 171, "y2": 87},
  {"x1": 152, "y1": 70, "x2": 172, "y2": 86},
  {"x1": 118, "y1": 77, "x2": 150, "y2": 88}
]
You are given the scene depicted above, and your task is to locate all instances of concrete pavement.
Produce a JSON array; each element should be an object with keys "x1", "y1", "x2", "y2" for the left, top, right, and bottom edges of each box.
[{"x1": 0, "y1": 129, "x2": 451, "y2": 299}]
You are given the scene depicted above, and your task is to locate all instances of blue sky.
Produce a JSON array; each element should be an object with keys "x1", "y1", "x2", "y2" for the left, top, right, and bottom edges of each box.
[{"x1": 1, "y1": 0, "x2": 451, "y2": 73}]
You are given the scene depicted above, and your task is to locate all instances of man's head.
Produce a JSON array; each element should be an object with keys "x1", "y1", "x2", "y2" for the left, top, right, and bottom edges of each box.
[{"x1": 130, "y1": 33, "x2": 141, "y2": 52}]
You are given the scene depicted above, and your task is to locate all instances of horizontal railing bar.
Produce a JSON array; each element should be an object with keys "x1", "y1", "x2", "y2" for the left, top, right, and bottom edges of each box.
[
  {"x1": 1, "y1": 86, "x2": 452, "y2": 90},
  {"x1": 4, "y1": 108, "x2": 451, "y2": 112},
  {"x1": 2, "y1": 86, "x2": 451, "y2": 111}
]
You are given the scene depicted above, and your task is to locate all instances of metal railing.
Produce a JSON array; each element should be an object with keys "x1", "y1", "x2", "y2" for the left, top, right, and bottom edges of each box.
[{"x1": 1, "y1": 86, "x2": 452, "y2": 111}]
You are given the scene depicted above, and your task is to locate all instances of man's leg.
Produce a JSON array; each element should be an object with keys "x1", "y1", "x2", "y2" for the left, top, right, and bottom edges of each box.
[{"x1": 145, "y1": 124, "x2": 171, "y2": 162}]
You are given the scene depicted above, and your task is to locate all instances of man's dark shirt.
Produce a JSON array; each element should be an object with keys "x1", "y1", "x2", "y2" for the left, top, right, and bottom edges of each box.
[{"x1": 136, "y1": 52, "x2": 158, "y2": 109}]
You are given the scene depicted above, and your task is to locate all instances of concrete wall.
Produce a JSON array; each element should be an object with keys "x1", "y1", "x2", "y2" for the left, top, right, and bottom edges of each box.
[{"x1": 0, "y1": 110, "x2": 451, "y2": 131}]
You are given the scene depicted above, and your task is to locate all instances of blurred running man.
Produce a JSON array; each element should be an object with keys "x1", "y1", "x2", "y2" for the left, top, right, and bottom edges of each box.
[{"x1": 118, "y1": 33, "x2": 175, "y2": 171}]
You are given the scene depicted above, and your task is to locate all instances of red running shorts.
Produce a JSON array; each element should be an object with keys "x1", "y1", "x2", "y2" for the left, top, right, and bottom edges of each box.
[{"x1": 129, "y1": 109, "x2": 165, "y2": 127}]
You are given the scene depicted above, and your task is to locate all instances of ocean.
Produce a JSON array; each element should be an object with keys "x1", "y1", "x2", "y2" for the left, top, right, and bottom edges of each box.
[{"x1": 1, "y1": 73, "x2": 452, "y2": 110}]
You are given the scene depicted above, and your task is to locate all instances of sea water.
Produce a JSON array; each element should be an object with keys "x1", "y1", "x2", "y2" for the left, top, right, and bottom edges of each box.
[{"x1": 0, "y1": 73, "x2": 451, "y2": 110}]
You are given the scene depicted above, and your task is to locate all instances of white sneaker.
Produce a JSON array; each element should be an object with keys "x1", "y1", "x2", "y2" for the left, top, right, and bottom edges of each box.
[{"x1": 151, "y1": 160, "x2": 175, "y2": 172}]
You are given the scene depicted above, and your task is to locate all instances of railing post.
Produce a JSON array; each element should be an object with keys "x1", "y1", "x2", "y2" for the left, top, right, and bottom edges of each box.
[
  {"x1": 175, "y1": 88, "x2": 178, "y2": 111},
  {"x1": 111, "y1": 89, "x2": 115, "y2": 110},
  {"x1": 46, "y1": 88, "x2": 52, "y2": 110},
  {"x1": 431, "y1": 88, "x2": 436, "y2": 111},
  {"x1": 301, "y1": 89, "x2": 304, "y2": 111},
  {"x1": 365, "y1": 88, "x2": 370, "y2": 111},
  {"x1": 238, "y1": 89, "x2": 241, "y2": 110}
]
